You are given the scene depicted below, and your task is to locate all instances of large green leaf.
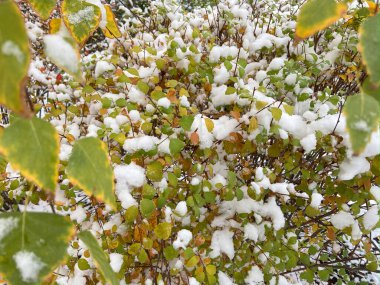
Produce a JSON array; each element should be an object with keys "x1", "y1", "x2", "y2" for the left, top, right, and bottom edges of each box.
[
  {"x1": 0, "y1": 212, "x2": 74, "y2": 285},
  {"x1": 358, "y1": 13, "x2": 380, "y2": 86},
  {"x1": 66, "y1": 137, "x2": 116, "y2": 209},
  {"x1": 343, "y1": 94, "x2": 380, "y2": 154},
  {"x1": 0, "y1": 0, "x2": 30, "y2": 114},
  {"x1": 0, "y1": 117, "x2": 59, "y2": 191},
  {"x1": 295, "y1": 0, "x2": 347, "y2": 42},
  {"x1": 27, "y1": 0, "x2": 56, "y2": 20},
  {"x1": 62, "y1": 0, "x2": 101, "y2": 45},
  {"x1": 78, "y1": 231, "x2": 118, "y2": 285}
]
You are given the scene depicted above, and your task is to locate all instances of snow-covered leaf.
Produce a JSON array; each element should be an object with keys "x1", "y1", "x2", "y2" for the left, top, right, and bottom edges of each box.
[
  {"x1": 0, "y1": 0, "x2": 30, "y2": 114},
  {"x1": 62, "y1": 0, "x2": 101, "y2": 45},
  {"x1": 343, "y1": 94, "x2": 380, "y2": 154},
  {"x1": 0, "y1": 212, "x2": 73, "y2": 285},
  {"x1": 101, "y1": 5, "x2": 121, "y2": 38}
]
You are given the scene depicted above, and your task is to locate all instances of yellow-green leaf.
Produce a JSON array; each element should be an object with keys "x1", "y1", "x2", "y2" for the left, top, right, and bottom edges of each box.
[
  {"x1": 62, "y1": 0, "x2": 101, "y2": 45},
  {"x1": 343, "y1": 94, "x2": 380, "y2": 154},
  {"x1": 358, "y1": 13, "x2": 380, "y2": 85},
  {"x1": 78, "y1": 231, "x2": 118, "y2": 285},
  {"x1": 205, "y1": 118, "x2": 214, "y2": 132},
  {"x1": 27, "y1": 0, "x2": 56, "y2": 20},
  {"x1": 0, "y1": 212, "x2": 74, "y2": 285},
  {"x1": 101, "y1": 5, "x2": 121, "y2": 38},
  {"x1": 0, "y1": 0, "x2": 30, "y2": 114},
  {"x1": 66, "y1": 137, "x2": 116, "y2": 209},
  {"x1": 0, "y1": 117, "x2": 59, "y2": 191},
  {"x1": 295, "y1": 0, "x2": 347, "y2": 42},
  {"x1": 154, "y1": 222, "x2": 172, "y2": 240}
]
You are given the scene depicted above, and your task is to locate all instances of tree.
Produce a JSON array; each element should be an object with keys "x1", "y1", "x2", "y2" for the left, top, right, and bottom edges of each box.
[{"x1": 0, "y1": 0, "x2": 379, "y2": 284}]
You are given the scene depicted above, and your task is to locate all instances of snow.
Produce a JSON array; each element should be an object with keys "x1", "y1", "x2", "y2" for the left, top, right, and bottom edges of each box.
[
  {"x1": 85, "y1": 0, "x2": 107, "y2": 28},
  {"x1": 70, "y1": 205, "x2": 87, "y2": 223},
  {"x1": 370, "y1": 186, "x2": 380, "y2": 202},
  {"x1": 67, "y1": 6, "x2": 95, "y2": 25},
  {"x1": 128, "y1": 110, "x2": 141, "y2": 122},
  {"x1": 0, "y1": 217, "x2": 19, "y2": 243},
  {"x1": 174, "y1": 201, "x2": 188, "y2": 216},
  {"x1": 210, "y1": 229, "x2": 235, "y2": 259},
  {"x1": 285, "y1": 73, "x2": 297, "y2": 85},
  {"x1": 245, "y1": 265, "x2": 264, "y2": 284},
  {"x1": 13, "y1": 250, "x2": 45, "y2": 283},
  {"x1": 114, "y1": 163, "x2": 146, "y2": 188},
  {"x1": 211, "y1": 85, "x2": 237, "y2": 107},
  {"x1": 123, "y1": 136, "x2": 157, "y2": 153},
  {"x1": 338, "y1": 157, "x2": 370, "y2": 180},
  {"x1": 94, "y1": 60, "x2": 114, "y2": 78},
  {"x1": 214, "y1": 65, "x2": 230, "y2": 84},
  {"x1": 44, "y1": 35, "x2": 79, "y2": 74},
  {"x1": 330, "y1": 211, "x2": 355, "y2": 230},
  {"x1": 300, "y1": 133, "x2": 317, "y2": 153},
  {"x1": 310, "y1": 192, "x2": 323, "y2": 209},
  {"x1": 213, "y1": 116, "x2": 239, "y2": 140},
  {"x1": 173, "y1": 229, "x2": 192, "y2": 249},
  {"x1": 267, "y1": 57, "x2": 285, "y2": 71},
  {"x1": 2, "y1": 40, "x2": 24, "y2": 63},
  {"x1": 363, "y1": 206, "x2": 379, "y2": 230},
  {"x1": 109, "y1": 253, "x2": 123, "y2": 272},
  {"x1": 218, "y1": 271, "x2": 235, "y2": 285},
  {"x1": 157, "y1": 97, "x2": 171, "y2": 108},
  {"x1": 244, "y1": 223, "x2": 259, "y2": 242}
]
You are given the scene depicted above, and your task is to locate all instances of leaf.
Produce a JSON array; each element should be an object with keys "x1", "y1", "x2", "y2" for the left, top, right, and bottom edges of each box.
[
  {"x1": 180, "y1": 115, "x2": 194, "y2": 131},
  {"x1": 169, "y1": 138, "x2": 185, "y2": 155},
  {"x1": 43, "y1": 33, "x2": 83, "y2": 82},
  {"x1": 62, "y1": 0, "x2": 101, "y2": 45},
  {"x1": 295, "y1": 0, "x2": 347, "y2": 42},
  {"x1": 343, "y1": 94, "x2": 380, "y2": 154},
  {"x1": 0, "y1": 0, "x2": 30, "y2": 114},
  {"x1": 27, "y1": 0, "x2": 56, "y2": 20},
  {"x1": 154, "y1": 222, "x2": 172, "y2": 240},
  {"x1": 270, "y1": 107, "x2": 282, "y2": 121},
  {"x1": 49, "y1": 18, "x2": 62, "y2": 34},
  {"x1": 0, "y1": 117, "x2": 59, "y2": 191},
  {"x1": 140, "y1": 198, "x2": 155, "y2": 217},
  {"x1": 358, "y1": 13, "x2": 380, "y2": 85},
  {"x1": 204, "y1": 118, "x2": 214, "y2": 132},
  {"x1": 66, "y1": 137, "x2": 116, "y2": 210},
  {"x1": 361, "y1": 77, "x2": 380, "y2": 104},
  {"x1": 101, "y1": 5, "x2": 122, "y2": 38},
  {"x1": 78, "y1": 231, "x2": 118, "y2": 285},
  {"x1": 146, "y1": 161, "x2": 163, "y2": 182},
  {"x1": 0, "y1": 212, "x2": 74, "y2": 285}
]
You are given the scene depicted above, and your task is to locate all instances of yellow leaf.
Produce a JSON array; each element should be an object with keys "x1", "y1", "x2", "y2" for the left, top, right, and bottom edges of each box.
[
  {"x1": 101, "y1": 5, "x2": 121, "y2": 38},
  {"x1": 204, "y1": 118, "x2": 214, "y2": 132}
]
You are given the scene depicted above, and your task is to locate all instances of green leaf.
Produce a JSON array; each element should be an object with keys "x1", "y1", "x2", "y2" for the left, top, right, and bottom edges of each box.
[
  {"x1": 180, "y1": 115, "x2": 194, "y2": 131},
  {"x1": 154, "y1": 222, "x2": 172, "y2": 240},
  {"x1": 140, "y1": 199, "x2": 155, "y2": 217},
  {"x1": 138, "y1": 249, "x2": 149, "y2": 263},
  {"x1": 361, "y1": 77, "x2": 380, "y2": 104},
  {"x1": 66, "y1": 137, "x2": 116, "y2": 210},
  {"x1": 343, "y1": 94, "x2": 380, "y2": 154},
  {"x1": 62, "y1": 0, "x2": 101, "y2": 45},
  {"x1": 359, "y1": 13, "x2": 380, "y2": 85},
  {"x1": 124, "y1": 205, "x2": 138, "y2": 223},
  {"x1": 270, "y1": 107, "x2": 282, "y2": 121},
  {"x1": 169, "y1": 138, "x2": 185, "y2": 155},
  {"x1": 163, "y1": 245, "x2": 178, "y2": 260},
  {"x1": 27, "y1": 0, "x2": 56, "y2": 20},
  {"x1": 78, "y1": 231, "x2": 118, "y2": 285},
  {"x1": 295, "y1": 0, "x2": 347, "y2": 42},
  {"x1": 0, "y1": 212, "x2": 74, "y2": 285},
  {"x1": 78, "y1": 258, "x2": 91, "y2": 270},
  {"x1": 0, "y1": 117, "x2": 59, "y2": 191},
  {"x1": 146, "y1": 161, "x2": 163, "y2": 182},
  {"x1": 0, "y1": 0, "x2": 30, "y2": 114}
]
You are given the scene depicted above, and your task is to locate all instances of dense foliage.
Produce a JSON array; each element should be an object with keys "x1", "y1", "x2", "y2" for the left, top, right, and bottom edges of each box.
[{"x1": 0, "y1": 0, "x2": 380, "y2": 284}]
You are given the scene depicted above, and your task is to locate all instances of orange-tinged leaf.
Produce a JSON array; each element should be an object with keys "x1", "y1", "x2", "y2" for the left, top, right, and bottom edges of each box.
[{"x1": 295, "y1": 0, "x2": 347, "y2": 43}]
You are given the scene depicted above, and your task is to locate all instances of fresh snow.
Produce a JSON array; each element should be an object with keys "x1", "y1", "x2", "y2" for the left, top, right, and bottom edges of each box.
[
  {"x1": 0, "y1": 217, "x2": 19, "y2": 243},
  {"x1": 13, "y1": 251, "x2": 45, "y2": 283}
]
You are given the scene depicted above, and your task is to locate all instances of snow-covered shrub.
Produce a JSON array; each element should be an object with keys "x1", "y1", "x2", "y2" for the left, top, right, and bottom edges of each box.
[{"x1": 0, "y1": 0, "x2": 379, "y2": 284}]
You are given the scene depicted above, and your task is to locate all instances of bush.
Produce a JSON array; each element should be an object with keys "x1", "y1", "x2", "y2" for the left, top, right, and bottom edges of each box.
[{"x1": 0, "y1": 0, "x2": 379, "y2": 284}]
